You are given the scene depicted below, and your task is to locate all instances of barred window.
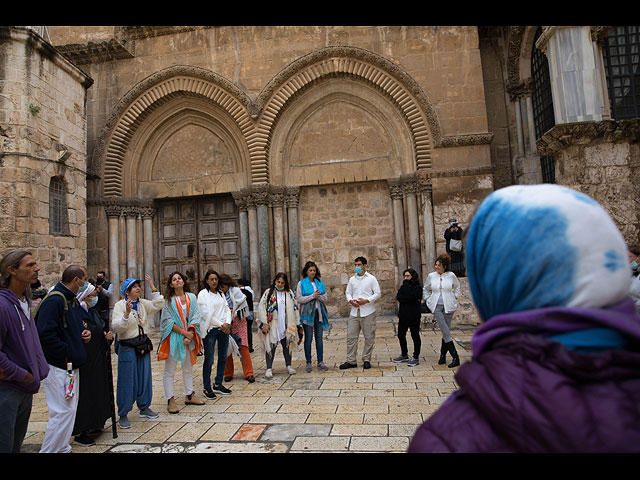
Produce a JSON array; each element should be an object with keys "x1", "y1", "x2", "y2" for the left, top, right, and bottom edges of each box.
[
  {"x1": 531, "y1": 27, "x2": 556, "y2": 183},
  {"x1": 603, "y1": 26, "x2": 640, "y2": 120},
  {"x1": 49, "y1": 176, "x2": 69, "y2": 236}
]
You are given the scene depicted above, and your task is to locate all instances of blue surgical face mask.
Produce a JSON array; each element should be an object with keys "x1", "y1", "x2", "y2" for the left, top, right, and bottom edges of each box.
[
  {"x1": 88, "y1": 297, "x2": 98, "y2": 308},
  {"x1": 275, "y1": 284, "x2": 284, "y2": 291},
  {"x1": 355, "y1": 266, "x2": 363, "y2": 275},
  {"x1": 78, "y1": 281, "x2": 89, "y2": 294},
  {"x1": 632, "y1": 261, "x2": 638, "y2": 270}
]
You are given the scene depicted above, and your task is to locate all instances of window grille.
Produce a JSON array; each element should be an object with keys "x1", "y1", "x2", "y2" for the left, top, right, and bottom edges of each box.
[
  {"x1": 603, "y1": 26, "x2": 640, "y2": 120},
  {"x1": 49, "y1": 177, "x2": 68, "y2": 236},
  {"x1": 531, "y1": 27, "x2": 556, "y2": 183}
]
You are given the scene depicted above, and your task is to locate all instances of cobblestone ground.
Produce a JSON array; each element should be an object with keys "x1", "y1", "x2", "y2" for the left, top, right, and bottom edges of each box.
[{"x1": 22, "y1": 316, "x2": 475, "y2": 453}]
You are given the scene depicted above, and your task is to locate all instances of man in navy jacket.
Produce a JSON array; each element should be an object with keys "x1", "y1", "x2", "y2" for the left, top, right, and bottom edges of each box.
[{"x1": 36, "y1": 265, "x2": 92, "y2": 453}]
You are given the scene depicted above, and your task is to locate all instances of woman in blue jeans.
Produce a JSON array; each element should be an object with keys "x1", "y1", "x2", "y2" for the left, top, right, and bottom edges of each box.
[
  {"x1": 197, "y1": 270, "x2": 232, "y2": 399},
  {"x1": 295, "y1": 261, "x2": 330, "y2": 372}
]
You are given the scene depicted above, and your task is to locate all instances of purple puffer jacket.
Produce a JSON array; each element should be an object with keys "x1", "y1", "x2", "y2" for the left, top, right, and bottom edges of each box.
[{"x1": 408, "y1": 298, "x2": 640, "y2": 453}]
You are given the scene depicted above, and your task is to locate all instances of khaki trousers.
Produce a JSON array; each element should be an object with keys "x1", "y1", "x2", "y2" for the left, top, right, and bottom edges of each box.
[{"x1": 346, "y1": 311, "x2": 377, "y2": 363}]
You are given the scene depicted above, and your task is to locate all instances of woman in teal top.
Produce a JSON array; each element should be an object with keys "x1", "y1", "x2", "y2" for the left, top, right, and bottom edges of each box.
[
  {"x1": 159, "y1": 272, "x2": 204, "y2": 414},
  {"x1": 295, "y1": 261, "x2": 330, "y2": 372}
]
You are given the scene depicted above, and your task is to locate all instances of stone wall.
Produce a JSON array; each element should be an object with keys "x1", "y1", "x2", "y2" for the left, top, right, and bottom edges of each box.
[
  {"x1": 538, "y1": 120, "x2": 640, "y2": 250},
  {"x1": 298, "y1": 181, "x2": 396, "y2": 317},
  {"x1": 0, "y1": 27, "x2": 91, "y2": 287}
]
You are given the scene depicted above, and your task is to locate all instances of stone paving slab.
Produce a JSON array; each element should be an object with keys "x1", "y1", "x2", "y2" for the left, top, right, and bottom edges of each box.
[{"x1": 22, "y1": 315, "x2": 475, "y2": 453}]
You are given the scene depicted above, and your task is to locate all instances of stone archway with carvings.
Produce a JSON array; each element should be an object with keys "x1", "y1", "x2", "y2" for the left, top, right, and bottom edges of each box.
[
  {"x1": 250, "y1": 46, "x2": 440, "y2": 183},
  {"x1": 91, "y1": 65, "x2": 255, "y2": 198}
]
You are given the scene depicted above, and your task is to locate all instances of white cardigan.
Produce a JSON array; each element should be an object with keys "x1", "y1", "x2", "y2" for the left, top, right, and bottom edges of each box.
[
  {"x1": 423, "y1": 271, "x2": 461, "y2": 314},
  {"x1": 197, "y1": 288, "x2": 232, "y2": 336},
  {"x1": 112, "y1": 292, "x2": 164, "y2": 341}
]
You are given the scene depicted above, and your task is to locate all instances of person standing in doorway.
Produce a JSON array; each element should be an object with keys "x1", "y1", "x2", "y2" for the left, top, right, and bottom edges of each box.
[
  {"x1": 341, "y1": 257, "x2": 381, "y2": 370},
  {"x1": 0, "y1": 251, "x2": 49, "y2": 453},
  {"x1": 444, "y1": 217, "x2": 465, "y2": 277},
  {"x1": 94, "y1": 271, "x2": 113, "y2": 327}
]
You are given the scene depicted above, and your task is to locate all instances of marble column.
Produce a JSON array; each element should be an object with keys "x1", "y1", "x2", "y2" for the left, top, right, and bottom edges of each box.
[
  {"x1": 232, "y1": 192, "x2": 251, "y2": 281},
  {"x1": 136, "y1": 213, "x2": 144, "y2": 281},
  {"x1": 537, "y1": 26, "x2": 605, "y2": 123},
  {"x1": 252, "y1": 185, "x2": 271, "y2": 291},
  {"x1": 141, "y1": 205, "x2": 155, "y2": 299},
  {"x1": 418, "y1": 172, "x2": 436, "y2": 280},
  {"x1": 387, "y1": 178, "x2": 408, "y2": 279},
  {"x1": 402, "y1": 175, "x2": 422, "y2": 271},
  {"x1": 270, "y1": 186, "x2": 287, "y2": 274},
  {"x1": 285, "y1": 187, "x2": 301, "y2": 285},
  {"x1": 125, "y1": 207, "x2": 138, "y2": 279},
  {"x1": 105, "y1": 204, "x2": 121, "y2": 303},
  {"x1": 245, "y1": 191, "x2": 261, "y2": 297}
]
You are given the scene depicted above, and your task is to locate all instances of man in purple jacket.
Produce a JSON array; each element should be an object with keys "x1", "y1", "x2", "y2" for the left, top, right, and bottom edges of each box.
[
  {"x1": 0, "y1": 251, "x2": 49, "y2": 453},
  {"x1": 408, "y1": 185, "x2": 640, "y2": 453}
]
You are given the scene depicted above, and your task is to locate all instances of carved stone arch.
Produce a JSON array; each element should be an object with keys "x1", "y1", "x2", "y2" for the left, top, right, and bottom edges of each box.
[
  {"x1": 506, "y1": 26, "x2": 543, "y2": 99},
  {"x1": 123, "y1": 95, "x2": 250, "y2": 198},
  {"x1": 92, "y1": 65, "x2": 254, "y2": 197},
  {"x1": 250, "y1": 46, "x2": 440, "y2": 182}
]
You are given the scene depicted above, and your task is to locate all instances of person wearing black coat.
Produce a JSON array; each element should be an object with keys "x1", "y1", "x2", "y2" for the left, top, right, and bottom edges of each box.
[{"x1": 393, "y1": 268, "x2": 423, "y2": 367}]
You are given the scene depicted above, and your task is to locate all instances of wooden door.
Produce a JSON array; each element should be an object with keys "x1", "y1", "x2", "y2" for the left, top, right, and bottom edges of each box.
[{"x1": 157, "y1": 194, "x2": 240, "y2": 291}]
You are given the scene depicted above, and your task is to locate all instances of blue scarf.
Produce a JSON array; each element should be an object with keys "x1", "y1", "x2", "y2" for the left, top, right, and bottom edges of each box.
[
  {"x1": 300, "y1": 276, "x2": 326, "y2": 296},
  {"x1": 299, "y1": 277, "x2": 329, "y2": 328}
]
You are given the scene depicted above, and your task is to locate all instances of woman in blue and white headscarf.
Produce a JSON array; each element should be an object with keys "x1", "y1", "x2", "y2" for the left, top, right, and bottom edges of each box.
[{"x1": 409, "y1": 184, "x2": 640, "y2": 453}]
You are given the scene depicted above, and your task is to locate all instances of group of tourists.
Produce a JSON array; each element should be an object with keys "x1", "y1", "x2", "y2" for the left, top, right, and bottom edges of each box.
[{"x1": 2, "y1": 184, "x2": 640, "y2": 453}]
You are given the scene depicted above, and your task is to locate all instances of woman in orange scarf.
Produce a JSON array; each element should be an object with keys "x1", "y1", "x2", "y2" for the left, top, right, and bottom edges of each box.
[{"x1": 158, "y1": 272, "x2": 203, "y2": 414}]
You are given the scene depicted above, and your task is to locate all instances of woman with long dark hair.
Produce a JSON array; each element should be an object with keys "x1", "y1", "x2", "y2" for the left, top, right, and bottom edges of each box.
[
  {"x1": 296, "y1": 261, "x2": 329, "y2": 372},
  {"x1": 197, "y1": 270, "x2": 232, "y2": 399},
  {"x1": 393, "y1": 268, "x2": 423, "y2": 367},
  {"x1": 257, "y1": 272, "x2": 300, "y2": 379},
  {"x1": 158, "y1": 272, "x2": 204, "y2": 414}
]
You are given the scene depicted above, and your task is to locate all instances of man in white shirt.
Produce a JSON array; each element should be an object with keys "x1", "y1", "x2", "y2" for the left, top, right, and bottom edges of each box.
[{"x1": 341, "y1": 257, "x2": 381, "y2": 369}]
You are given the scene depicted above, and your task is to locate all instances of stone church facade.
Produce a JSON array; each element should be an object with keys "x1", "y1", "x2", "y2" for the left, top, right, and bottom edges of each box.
[{"x1": 1, "y1": 26, "x2": 638, "y2": 320}]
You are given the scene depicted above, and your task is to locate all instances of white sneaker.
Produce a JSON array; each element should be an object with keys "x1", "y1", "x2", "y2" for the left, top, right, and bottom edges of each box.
[
  {"x1": 265, "y1": 368, "x2": 273, "y2": 379},
  {"x1": 287, "y1": 365, "x2": 296, "y2": 375}
]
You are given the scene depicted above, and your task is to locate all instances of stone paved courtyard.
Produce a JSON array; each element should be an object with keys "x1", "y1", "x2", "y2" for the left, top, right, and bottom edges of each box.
[{"x1": 22, "y1": 315, "x2": 475, "y2": 453}]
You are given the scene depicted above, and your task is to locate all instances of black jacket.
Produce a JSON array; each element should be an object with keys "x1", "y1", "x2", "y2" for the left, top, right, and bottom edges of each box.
[{"x1": 396, "y1": 280, "x2": 423, "y2": 321}]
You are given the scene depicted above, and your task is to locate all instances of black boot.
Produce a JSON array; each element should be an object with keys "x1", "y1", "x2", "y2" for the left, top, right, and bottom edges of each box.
[
  {"x1": 447, "y1": 341, "x2": 460, "y2": 368},
  {"x1": 438, "y1": 339, "x2": 447, "y2": 365}
]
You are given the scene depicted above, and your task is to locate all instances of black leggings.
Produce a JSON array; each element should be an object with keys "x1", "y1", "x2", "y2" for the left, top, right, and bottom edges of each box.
[
  {"x1": 265, "y1": 338, "x2": 292, "y2": 369},
  {"x1": 398, "y1": 316, "x2": 421, "y2": 358}
]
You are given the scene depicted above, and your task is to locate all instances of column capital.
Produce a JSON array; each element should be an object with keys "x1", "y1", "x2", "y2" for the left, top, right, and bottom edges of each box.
[
  {"x1": 231, "y1": 190, "x2": 249, "y2": 211},
  {"x1": 400, "y1": 173, "x2": 420, "y2": 195},
  {"x1": 284, "y1": 186, "x2": 300, "y2": 208},
  {"x1": 269, "y1": 185, "x2": 286, "y2": 207},
  {"x1": 387, "y1": 178, "x2": 404, "y2": 199}
]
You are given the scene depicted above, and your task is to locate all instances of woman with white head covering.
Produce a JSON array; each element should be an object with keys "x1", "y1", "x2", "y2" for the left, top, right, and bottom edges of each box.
[
  {"x1": 409, "y1": 184, "x2": 640, "y2": 453},
  {"x1": 72, "y1": 282, "x2": 114, "y2": 445}
]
